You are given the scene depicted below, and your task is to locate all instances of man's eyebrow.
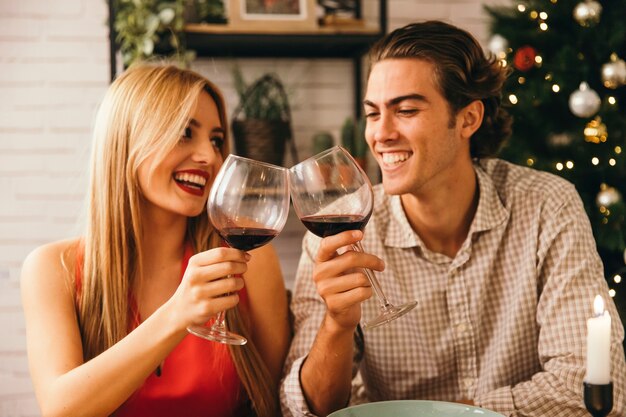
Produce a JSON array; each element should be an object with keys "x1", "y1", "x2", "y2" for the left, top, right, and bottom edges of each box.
[{"x1": 363, "y1": 94, "x2": 429, "y2": 108}]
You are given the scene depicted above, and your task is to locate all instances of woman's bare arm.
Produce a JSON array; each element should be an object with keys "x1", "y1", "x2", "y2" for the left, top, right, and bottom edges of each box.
[{"x1": 22, "y1": 240, "x2": 247, "y2": 417}]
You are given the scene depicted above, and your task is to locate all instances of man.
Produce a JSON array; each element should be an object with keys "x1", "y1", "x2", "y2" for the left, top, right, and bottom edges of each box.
[{"x1": 280, "y1": 20, "x2": 626, "y2": 417}]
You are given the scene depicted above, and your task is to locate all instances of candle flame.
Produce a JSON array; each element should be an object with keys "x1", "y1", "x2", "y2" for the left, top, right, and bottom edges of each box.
[{"x1": 593, "y1": 295, "x2": 605, "y2": 317}]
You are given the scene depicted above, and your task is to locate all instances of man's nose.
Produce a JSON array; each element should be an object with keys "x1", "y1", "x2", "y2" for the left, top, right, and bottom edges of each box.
[{"x1": 373, "y1": 113, "x2": 399, "y2": 142}]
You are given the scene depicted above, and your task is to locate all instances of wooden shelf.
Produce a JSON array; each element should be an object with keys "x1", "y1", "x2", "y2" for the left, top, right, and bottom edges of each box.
[{"x1": 185, "y1": 23, "x2": 383, "y2": 58}]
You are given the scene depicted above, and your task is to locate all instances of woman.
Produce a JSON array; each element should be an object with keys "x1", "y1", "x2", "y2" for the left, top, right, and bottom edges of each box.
[{"x1": 21, "y1": 64, "x2": 290, "y2": 417}]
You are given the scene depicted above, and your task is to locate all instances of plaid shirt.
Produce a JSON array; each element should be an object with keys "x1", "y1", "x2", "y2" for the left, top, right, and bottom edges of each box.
[{"x1": 280, "y1": 158, "x2": 626, "y2": 417}]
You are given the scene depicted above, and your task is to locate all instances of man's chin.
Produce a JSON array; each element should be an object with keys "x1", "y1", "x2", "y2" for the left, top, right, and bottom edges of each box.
[{"x1": 381, "y1": 178, "x2": 407, "y2": 196}]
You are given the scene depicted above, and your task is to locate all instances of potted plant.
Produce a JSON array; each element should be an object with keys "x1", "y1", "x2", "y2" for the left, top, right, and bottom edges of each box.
[
  {"x1": 113, "y1": 0, "x2": 227, "y2": 68},
  {"x1": 113, "y1": 0, "x2": 190, "y2": 67},
  {"x1": 231, "y1": 68, "x2": 297, "y2": 166},
  {"x1": 341, "y1": 116, "x2": 368, "y2": 171},
  {"x1": 312, "y1": 131, "x2": 335, "y2": 155}
]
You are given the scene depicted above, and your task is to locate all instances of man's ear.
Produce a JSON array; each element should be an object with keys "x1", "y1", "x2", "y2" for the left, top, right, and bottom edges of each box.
[{"x1": 459, "y1": 100, "x2": 484, "y2": 140}]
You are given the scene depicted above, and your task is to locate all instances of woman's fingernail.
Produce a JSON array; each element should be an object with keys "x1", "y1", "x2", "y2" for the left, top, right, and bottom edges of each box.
[{"x1": 245, "y1": 252, "x2": 251, "y2": 261}]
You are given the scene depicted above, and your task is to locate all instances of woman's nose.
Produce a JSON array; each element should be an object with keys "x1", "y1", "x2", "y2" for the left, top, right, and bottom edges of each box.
[{"x1": 192, "y1": 141, "x2": 220, "y2": 165}]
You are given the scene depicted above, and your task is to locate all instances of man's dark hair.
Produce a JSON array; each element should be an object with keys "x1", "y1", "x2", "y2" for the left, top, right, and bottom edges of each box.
[{"x1": 368, "y1": 20, "x2": 513, "y2": 158}]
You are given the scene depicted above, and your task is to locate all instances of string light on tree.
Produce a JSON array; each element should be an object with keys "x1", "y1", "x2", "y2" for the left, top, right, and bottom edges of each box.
[
  {"x1": 596, "y1": 184, "x2": 622, "y2": 208},
  {"x1": 569, "y1": 82, "x2": 601, "y2": 118},
  {"x1": 548, "y1": 132, "x2": 574, "y2": 147}
]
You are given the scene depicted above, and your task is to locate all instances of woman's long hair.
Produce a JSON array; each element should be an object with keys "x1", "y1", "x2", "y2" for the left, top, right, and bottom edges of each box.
[{"x1": 76, "y1": 64, "x2": 278, "y2": 416}]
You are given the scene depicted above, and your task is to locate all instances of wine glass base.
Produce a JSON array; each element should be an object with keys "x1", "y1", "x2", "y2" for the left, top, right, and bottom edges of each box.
[
  {"x1": 187, "y1": 325, "x2": 248, "y2": 345},
  {"x1": 363, "y1": 300, "x2": 418, "y2": 330}
]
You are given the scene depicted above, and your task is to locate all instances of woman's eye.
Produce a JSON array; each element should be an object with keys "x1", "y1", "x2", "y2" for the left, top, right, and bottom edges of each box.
[
  {"x1": 182, "y1": 127, "x2": 192, "y2": 139},
  {"x1": 210, "y1": 136, "x2": 224, "y2": 149}
]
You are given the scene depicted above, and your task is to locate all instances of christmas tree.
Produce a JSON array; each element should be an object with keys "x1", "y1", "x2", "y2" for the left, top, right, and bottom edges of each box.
[{"x1": 485, "y1": 0, "x2": 626, "y2": 322}]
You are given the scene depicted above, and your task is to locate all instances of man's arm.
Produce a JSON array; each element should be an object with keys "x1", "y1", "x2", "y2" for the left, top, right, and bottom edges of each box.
[
  {"x1": 476, "y1": 189, "x2": 626, "y2": 417},
  {"x1": 281, "y1": 230, "x2": 382, "y2": 416}
]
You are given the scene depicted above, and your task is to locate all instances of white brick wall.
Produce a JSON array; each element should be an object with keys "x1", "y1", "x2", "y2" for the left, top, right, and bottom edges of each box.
[
  {"x1": 0, "y1": 0, "x2": 501, "y2": 414},
  {"x1": 0, "y1": 0, "x2": 109, "y2": 415}
]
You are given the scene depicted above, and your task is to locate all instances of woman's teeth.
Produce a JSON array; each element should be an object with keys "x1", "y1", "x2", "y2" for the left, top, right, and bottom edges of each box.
[
  {"x1": 174, "y1": 173, "x2": 207, "y2": 188},
  {"x1": 382, "y1": 152, "x2": 410, "y2": 165}
]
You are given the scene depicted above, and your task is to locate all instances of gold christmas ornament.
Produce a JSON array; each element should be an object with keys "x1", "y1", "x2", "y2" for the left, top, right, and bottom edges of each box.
[
  {"x1": 596, "y1": 184, "x2": 621, "y2": 207},
  {"x1": 573, "y1": 0, "x2": 602, "y2": 27},
  {"x1": 601, "y1": 54, "x2": 626, "y2": 89},
  {"x1": 584, "y1": 117, "x2": 608, "y2": 144},
  {"x1": 569, "y1": 82, "x2": 601, "y2": 118}
]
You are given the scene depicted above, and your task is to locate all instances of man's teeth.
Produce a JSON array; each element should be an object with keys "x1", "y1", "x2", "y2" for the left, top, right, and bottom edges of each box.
[
  {"x1": 174, "y1": 173, "x2": 207, "y2": 187},
  {"x1": 382, "y1": 152, "x2": 410, "y2": 165}
]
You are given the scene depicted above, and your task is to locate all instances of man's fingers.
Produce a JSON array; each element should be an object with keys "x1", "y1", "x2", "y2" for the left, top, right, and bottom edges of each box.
[
  {"x1": 313, "y1": 249, "x2": 384, "y2": 284},
  {"x1": 325, "y1": 286, "x2": 373, "y2": 312},
  {"x1": 316, "y1": 272, "x2": 370, "y2": 297},
  {"x1": 316, "y1": 230, "x2": 363, "y2": 262}
]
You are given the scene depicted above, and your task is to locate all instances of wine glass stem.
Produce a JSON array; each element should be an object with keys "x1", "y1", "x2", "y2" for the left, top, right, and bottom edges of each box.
[
  {"x1": 352, "y1": 241, "x2": 392, "y2": 310},
  {"x1": 213, "y1": 310, "x2": 227, "y2": 332}
]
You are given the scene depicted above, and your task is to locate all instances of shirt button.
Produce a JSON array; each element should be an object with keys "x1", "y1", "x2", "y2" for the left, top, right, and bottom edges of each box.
[
  {"x1": 463, "y1": 378, "x2": 475, "y2": 389},
  {"x1": 456, "y1": 322, "x2": 469, "y2": 333}
]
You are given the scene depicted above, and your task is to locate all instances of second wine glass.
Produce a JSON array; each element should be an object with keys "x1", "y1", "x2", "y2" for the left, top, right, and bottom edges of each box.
[
  {"x1": 289, "y1": 146, "x2": 417, "y2": 329},
  {"x1": 187, "y1": 154, "x2": 290, "y2": 345}
]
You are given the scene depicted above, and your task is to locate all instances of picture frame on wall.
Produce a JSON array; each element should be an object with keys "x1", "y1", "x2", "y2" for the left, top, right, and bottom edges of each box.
[{"x1": 228, "y1": 0, "x2": 317, "y2": 31}]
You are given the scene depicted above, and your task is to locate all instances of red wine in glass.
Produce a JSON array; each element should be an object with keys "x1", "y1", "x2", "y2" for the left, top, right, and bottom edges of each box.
[
  {"x1": 289, "y1": 146, "x2": 417, "y2": 329},
  {"x1": 300, "y1": 214, "x2": 371, "y2": 238},
  {"x1": 219, "y1": 227, "x2": 279, "y2": 251},
  {"x1": 187, "y1": 154, "x2": 289, "y2": 345}
]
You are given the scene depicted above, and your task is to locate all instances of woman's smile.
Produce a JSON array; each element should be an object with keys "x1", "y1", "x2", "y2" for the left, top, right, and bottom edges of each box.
[{"x1": 173, "y1": 169, "x2": 209, "y2": 197}]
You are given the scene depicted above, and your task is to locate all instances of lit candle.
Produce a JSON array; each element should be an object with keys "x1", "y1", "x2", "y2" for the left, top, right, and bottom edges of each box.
[{"x1": 585, "y1": 295, "x2": 612, "y2": 385}]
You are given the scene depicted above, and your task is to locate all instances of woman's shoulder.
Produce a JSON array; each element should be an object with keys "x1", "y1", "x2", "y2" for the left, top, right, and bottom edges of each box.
[
  {"x1": 21, "y1": 237, "x2": 82, "y2": 290},
  {"x1": 23, "y1": 237, "x2": 81, "y2": 268}
]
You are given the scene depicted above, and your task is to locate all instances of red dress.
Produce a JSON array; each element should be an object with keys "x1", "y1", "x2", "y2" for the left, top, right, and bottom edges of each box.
[{"x1": 76, "y1": 242, "x2": 248, "y2": 417}]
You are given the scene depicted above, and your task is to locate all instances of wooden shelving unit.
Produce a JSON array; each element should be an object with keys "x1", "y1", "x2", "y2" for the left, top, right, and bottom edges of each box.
[{"x1": 108, "y1": 1, "x2": 387, "y2": 117}]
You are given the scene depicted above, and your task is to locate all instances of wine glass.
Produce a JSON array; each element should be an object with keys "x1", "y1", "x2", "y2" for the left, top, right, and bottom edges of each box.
[
  {"x1": 289, "y1": 146, "x2": 417, "y2": 329},
  {"x1": 187, "y1": 154, "x2": 290, "y2": 345}
]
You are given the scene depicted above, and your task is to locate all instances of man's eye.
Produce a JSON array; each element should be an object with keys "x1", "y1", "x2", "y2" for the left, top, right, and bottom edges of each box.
[
  {"x1": 398, "y1": 109, "x2": 418, "y2": 116},
  {"x1": 211, "y1": 136, "x2": 224, "y2": 149},
  {"x1": 364, "y1": 111, "x2": 379, "y2": 119}
]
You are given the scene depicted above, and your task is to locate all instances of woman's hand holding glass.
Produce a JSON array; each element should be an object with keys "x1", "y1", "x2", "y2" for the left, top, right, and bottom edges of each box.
[
  {"x1": 170, "y1": 248, "x2": 248, "y2": 332},
  {"x1": 187, "y1": 154, "x2": 289, "y2": 345}
]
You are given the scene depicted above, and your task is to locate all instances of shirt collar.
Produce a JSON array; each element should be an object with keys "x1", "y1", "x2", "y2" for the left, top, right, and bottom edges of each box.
[{"x1": 383, "y1": 162, "x2": 509, "y2": 249}]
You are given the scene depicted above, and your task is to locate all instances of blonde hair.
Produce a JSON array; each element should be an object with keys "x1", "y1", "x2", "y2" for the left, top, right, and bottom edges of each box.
[{"x1": 77, "y1": 63, "x2": 277, "y2": 416}]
